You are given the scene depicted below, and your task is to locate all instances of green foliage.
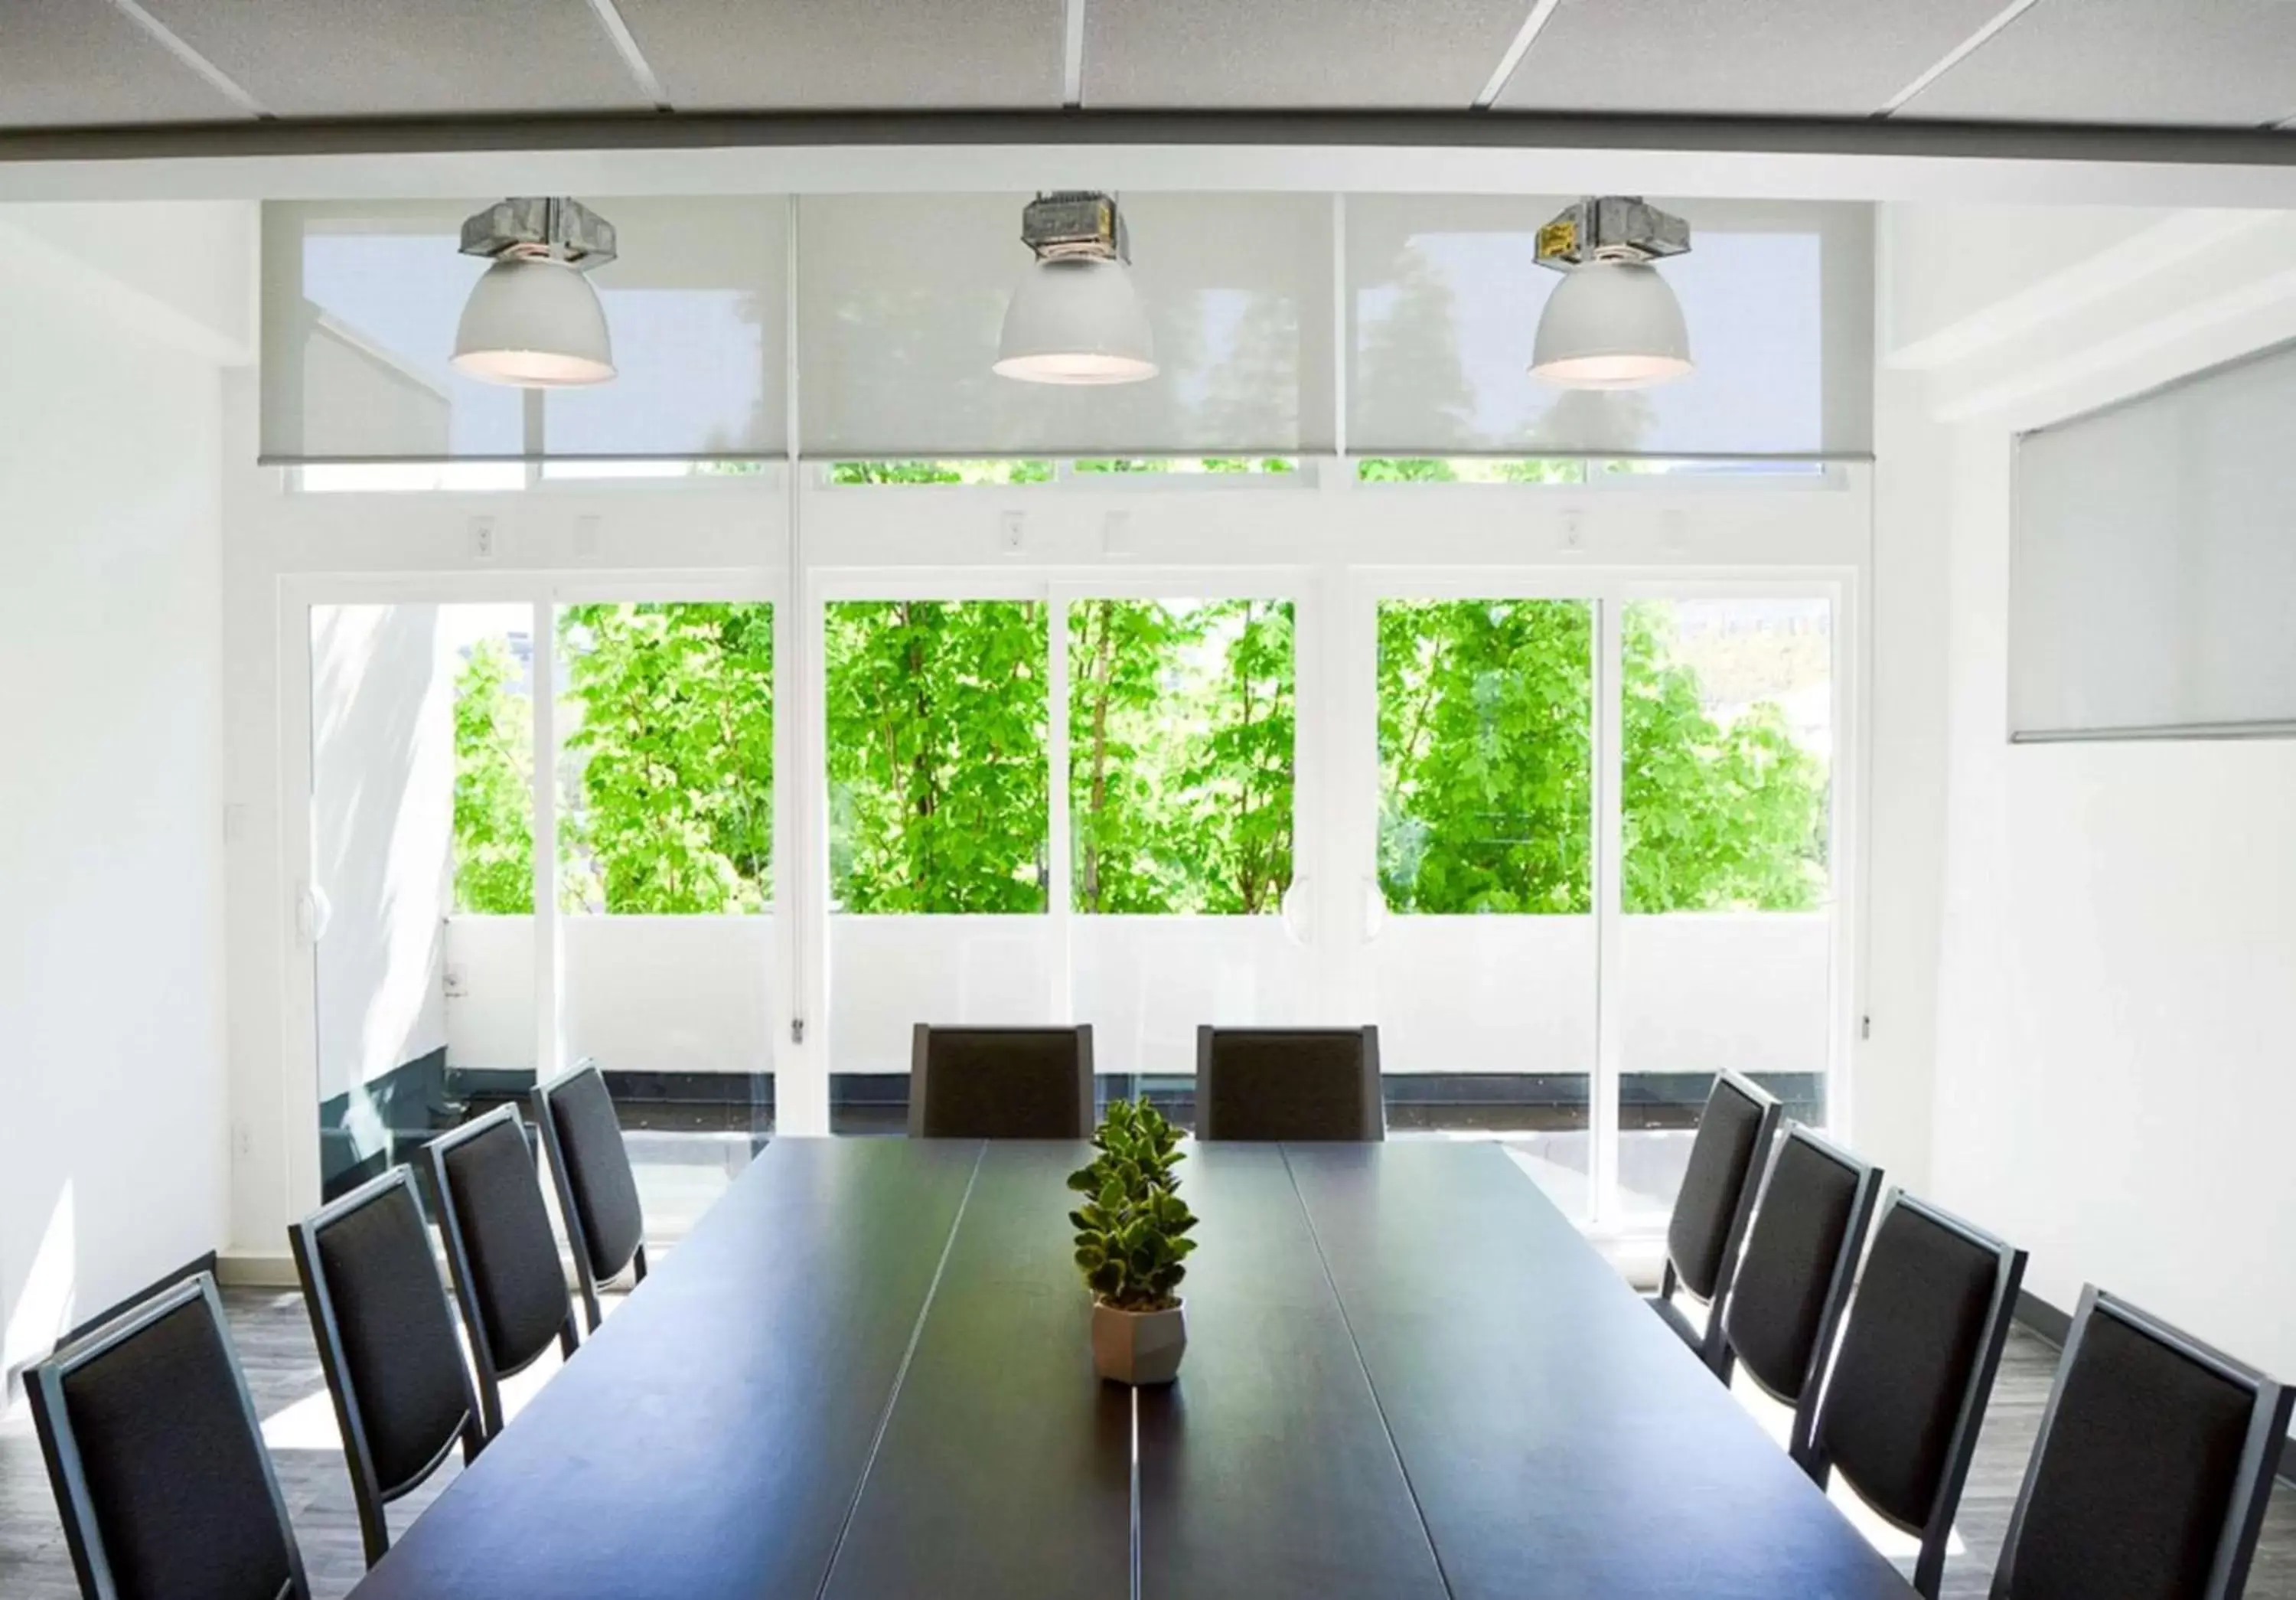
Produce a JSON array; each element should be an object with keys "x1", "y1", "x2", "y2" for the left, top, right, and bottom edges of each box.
[
  {"x1": 1379, "y1": 600, "x2": 1829, "y2": 916},
  {"x1": 828, "y1": 460, "x2": 1054, "y2": 485},
  {"x1": 557, "y1": 603, "x2": 775, "y2": 914},
  {"x1": 1356, "y1": 458, "x2": 1583, "y2": 484},
  {"x1": 1621, "y1": 604, "x2": 1828, "y2": 913},
  {"x1": 452, "y1": 639, "x2": 534, "y2": 915},
  {"x1": 1070, "y1": 599, "x2": 1294, "y2": 915},
  {"x1": 1379, "y1": 599, "x2": 1593, "y2": 913},
  {"x1": 1066, "y1": 1098, "x2": 1198, "y2": 1311},
  {"x1": 825, "y1": 600, "x2": 1049, "y2": 913}
]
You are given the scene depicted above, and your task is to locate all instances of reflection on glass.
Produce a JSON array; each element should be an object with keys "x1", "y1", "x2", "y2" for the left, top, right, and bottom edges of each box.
[{"x1": 1619, "y1": 597, "x2": 1833, "y2": 1218}]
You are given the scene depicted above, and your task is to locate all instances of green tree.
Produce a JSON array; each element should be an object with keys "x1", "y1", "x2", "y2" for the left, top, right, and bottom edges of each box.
[
  {"x1": 1069, "y1": 599, "x2": 1293, "y2": 915},
  {"x1": 1621, "y1": 604, "x2": 1828, "y2": 913},
  {"x1": 825, "y1": 600, "x2": 1049, "y2": 913},
  {"x1": 1378, "y1": 600, "x2": 1828, "y2": 916},
  {"x1": 452, "y1": 638, "x2": 534, "y2": 914},
  {"x1": 557, "y1": 602, "x2": 775, "y2": 914}
]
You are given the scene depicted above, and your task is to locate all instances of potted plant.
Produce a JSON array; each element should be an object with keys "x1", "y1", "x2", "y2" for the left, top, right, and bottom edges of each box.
[{"x1": 1068, "y1": 1097, "x2": 1198, "y2": 1386}]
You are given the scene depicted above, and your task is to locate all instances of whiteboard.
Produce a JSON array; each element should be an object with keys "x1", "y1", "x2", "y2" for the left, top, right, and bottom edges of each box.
[{"x1": 2013, "y1": 339, "x2": 2296, "y2": 740}]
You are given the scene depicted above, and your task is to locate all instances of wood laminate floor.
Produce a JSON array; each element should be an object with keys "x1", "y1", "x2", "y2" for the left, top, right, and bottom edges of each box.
[{"x1": 2, "y1": 1265, "x2": 2291, "y2": 1597}]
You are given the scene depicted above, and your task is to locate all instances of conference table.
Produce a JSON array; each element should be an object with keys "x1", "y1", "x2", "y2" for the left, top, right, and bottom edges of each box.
[{"x1": 349, "y1": 1137, "x2": 1917, "y2": 1598}]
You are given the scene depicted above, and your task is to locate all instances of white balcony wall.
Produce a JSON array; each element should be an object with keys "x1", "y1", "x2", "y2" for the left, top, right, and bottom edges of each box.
[{"x1": 445, "y1": 912, "x2": 1825, "y2": 1084}]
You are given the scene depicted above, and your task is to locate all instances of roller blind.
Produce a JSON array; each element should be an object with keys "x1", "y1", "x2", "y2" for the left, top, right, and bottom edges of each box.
[
  {"x1": 1345, "y1": 195, "x2": 1874, "y2": 459},
  {"x1": 796, "y1": 192, "x2": 1335, "y2": 459},
  {"x1": 2012, "y1": 341, "x2": 2296, "y2": 740},
  {"x1": 261, "y1": 198, "x2": 788, "y2": 462}
]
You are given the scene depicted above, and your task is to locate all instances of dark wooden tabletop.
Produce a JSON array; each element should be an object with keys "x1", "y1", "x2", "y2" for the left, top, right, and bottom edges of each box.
[{"x1": 349, "y1": 1137, "x2": 1916, "y2": 1600}]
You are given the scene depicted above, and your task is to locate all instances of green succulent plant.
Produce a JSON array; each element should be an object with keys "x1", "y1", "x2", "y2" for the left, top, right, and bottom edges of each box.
[{"x1": 1067, "y1": 1097, "x2": 1199, "y2": 1311}]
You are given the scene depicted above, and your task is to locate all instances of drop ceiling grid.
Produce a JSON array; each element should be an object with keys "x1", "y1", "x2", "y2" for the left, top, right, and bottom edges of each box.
[
  {"x1": 1496, "y1": 0, "x2": 2013, "y2": 117},
  {"x1": 1083, "y1": 0, "x2": 1536, "y2": 109},
  {"x1": 133, "y1": 0, "x2": 655, "y2": 118},
  {"x1": 1888, "y1": 0, "x2": 2296, "y2": 128},
  {"x1": 0, "y1": 0, "x2": 253, "y2": 128},
  {"x1": 612, "y1": 0, "x2": 1068, "y2": 109}
]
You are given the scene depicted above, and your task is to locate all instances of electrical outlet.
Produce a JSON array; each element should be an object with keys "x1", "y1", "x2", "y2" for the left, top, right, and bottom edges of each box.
[
  {"x1": 1661, "y1": 509, "x2": 1688, "y2": 553},
  {"x1": 469, "y1": 515, "x2": 498, "y2": 563},
  {"x1": 1103, "y1": 510, "x2": 1135, "y2": 557},
  {"x1": 574, "y1": 514, "x2": 602, "y2": 559},
  {"x1": 233, "y1": 1123, "x2": 253, "y2": 1161},
  {"x1": 1000, "y1": 511, "x2": 1026, "y2": 555},
  {"x1": 1559, "y1": 511, "x2": 1586, "y2": 554}
]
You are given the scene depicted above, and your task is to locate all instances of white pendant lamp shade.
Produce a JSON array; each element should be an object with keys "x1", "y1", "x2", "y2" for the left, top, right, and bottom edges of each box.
[
  {"x1": 994, "y1": 256, "x2": 1157, "y2": 385},
  {"x1": 1531, "y1": 258, "x2": 1694, "y2": 391},
  {"x1": 452, "y1": 255, "x2": 615, "y2": 387}
]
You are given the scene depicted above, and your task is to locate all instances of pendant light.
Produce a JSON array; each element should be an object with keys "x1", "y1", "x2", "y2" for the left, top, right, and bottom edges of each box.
[
  {"x1": 995, "y1": 191, "x2": 1157, "y2": 386},
  {"x1": 1529, "y1": 197, "x2": 1694, "y2": 392},
  {"x1": 451, "y1": 198, "x2": 618, "y2": 389}
]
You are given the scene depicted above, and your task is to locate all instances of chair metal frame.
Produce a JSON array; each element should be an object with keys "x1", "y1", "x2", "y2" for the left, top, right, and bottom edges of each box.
[
  {"x1": 1652, "y1": 1069, "x2": 1782, "y2": 1377},
  {"x1": 27, "y1": 1272, "x2": 311, "y2": 1600},
  {"x1": 1718, "y1": 1122, "x2": 1883, "y2": 1470},
  {"x1": 1803, "y1": 1190, "x2": 2027, "y2": 1599},
  {"x1": 426, "y1": 1103, "x2": 581, "y2": 1437},
  {"x1": 1195, "y1": 1024, "x2": 1385, "y2": 1141},
  {"x1": 531, "y1": 1062, "x2": 651, "y2": 1334},
  {"x1": 1991, "y1": 1285, "x2": 2294, "y2": 1600},
  {"x1": 908, "y1": 1023, "x2": 1095, "y2": 1138},
  {"x1": 289, "y1": 1165, "x2": 486, "y2": 1566}
]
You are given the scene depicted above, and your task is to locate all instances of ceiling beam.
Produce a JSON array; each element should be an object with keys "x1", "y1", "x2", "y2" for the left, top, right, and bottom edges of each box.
[{"x1": 5, "y1": 110, "x2": 2296, "y2": 207}]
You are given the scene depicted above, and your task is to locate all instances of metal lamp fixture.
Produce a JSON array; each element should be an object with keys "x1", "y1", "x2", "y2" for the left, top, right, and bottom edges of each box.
[
  {"x1": 452, "y1": 198, "x2": 618, "y2": 388},
  {"x1": 1530, "y1": 196, "x2": 1694, "y2": 391},
  {"x1": 994, "y1": 191, "x2": 1157, "y2": 386}
]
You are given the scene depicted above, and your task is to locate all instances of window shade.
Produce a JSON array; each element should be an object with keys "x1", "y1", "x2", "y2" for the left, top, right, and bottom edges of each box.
[
  {"x1": 1345, "y1": 195, "x2": 1873, "y2": 459},
  {"x1": 261, "y1": 198, "x2": 788, "y2": 462},
  {"x1": 796, "y1": 192, "x2": 1335, "y2": 459},
  {"x1": 2012, "y1": 341, "x2": 2296, "y2": 740}
]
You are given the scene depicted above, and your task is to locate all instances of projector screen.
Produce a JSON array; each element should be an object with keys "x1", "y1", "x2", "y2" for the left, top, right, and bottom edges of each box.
[{"x1": 2011, "y1": 339, "x2": 2296, "y2": 741}]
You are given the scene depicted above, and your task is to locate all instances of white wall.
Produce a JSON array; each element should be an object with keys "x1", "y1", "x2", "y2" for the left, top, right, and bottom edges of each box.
[
  {"x1": 1898, "y1": 202, "x2": 2296, "y2": 1380},
  {"x1": 0, "y1": 239, "x2": 228, "y2": 1373}
]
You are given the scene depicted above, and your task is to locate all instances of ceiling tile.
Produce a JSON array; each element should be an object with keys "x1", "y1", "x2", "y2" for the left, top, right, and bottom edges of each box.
[
  {"x1": 1498, "y1": 0, "x2": 2009, "y2": 117},
  {"x1": 1895, "y1": 0, "x2": 2296, "y2": 127},
  {"x1": 614, "y1": 0, "x2": 1065, "y2": 110},
  {"x1": 135, "y1": 0, "x2": 653, "y2": 118},
  {"x1": 0, "y1": 1, "x2": 252, "y2": 129},
  {"x1": 1084, "y1": 0, "x2": 1534, "y2": 109}
]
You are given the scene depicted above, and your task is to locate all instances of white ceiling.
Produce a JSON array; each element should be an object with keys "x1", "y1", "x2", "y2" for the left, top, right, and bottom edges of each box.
[{"x1": 2, "y1": 0, "x2": 2294, "y2": 132}]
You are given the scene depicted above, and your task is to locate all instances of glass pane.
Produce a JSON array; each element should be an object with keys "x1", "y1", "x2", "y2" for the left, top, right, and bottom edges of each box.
[
  {"x1": 552, "y1": 602, "x2": 777, "y2": 1240},
  {"x1": 312, "y1": 604, "x2": 533, "y2": 1204},
  {"x1": 1619, "y1": 597, "x2": 1834, "y2": 1220},
  {"x1": 1068, "y1": 599, "x2": 1305, "y2": 1122},
  {"x1": 824, "y1": 600, "x2": 1052, "y2": 1130},
  {"x1": 1370, "y1": 599, "x2": 1596, "y2": 1216}
]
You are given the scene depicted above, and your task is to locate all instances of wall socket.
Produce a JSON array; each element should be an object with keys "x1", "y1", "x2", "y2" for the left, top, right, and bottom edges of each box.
[
  {"x1": 1559, "y1": 511, "x2": 1586, "y2": 553},
  {"x1": 574, "y1": 514, "x2": 602, "y2": 558},
  {"x1": 469, "y1": 515, "x2": 498, "y2": 563},
  {"x1": 1000, "y1": 511, "x2": 1026, "y2": 555}
]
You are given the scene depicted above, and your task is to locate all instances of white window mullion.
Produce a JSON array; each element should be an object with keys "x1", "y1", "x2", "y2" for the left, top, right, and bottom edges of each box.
[
  {"x1": 530, "y1": 593, "x2": 566, "y2": 1079},
  {"x1": 1047, "y1": 592, "x2": 1075, "y2": 1025},
  {"x1": 1590, "y1": 593, "x2": 1626, "y2": 1230}
]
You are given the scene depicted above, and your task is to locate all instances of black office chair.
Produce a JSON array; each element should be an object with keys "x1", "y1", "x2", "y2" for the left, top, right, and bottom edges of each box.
[
  {"x1": 289, "y1": 1167, "x2": 486, "y2": 1566},
  {"x1": 1195, "y1": 1025, "x2": 1384, "y2": 1141},
  {"x1": 908, "y1": 1024, "x2": 1095, "y2": 1138},
  {"x1": 1717, "y1": 1125, "x2": 1881, "y2": 1463},
  {"x1": 1991, "y1": 1287, "x2": 2293, "y2": 1600},
  {"x1": 27, "y1": 1273, "x2": 310, "y2": 1600},
  {"x1": 1648, "y1": 1071, "x2": 1782, "y2": 1375},
  {"x1": 427, "y1": 1105, "x2": 581, "y2": 1436},
  {"x1": 1805, "y1": 1193, "x2": 2026, "y2": 1598},
  {"x1": 533, "y1": 1063, "x2": 651, "y2": 1333}
]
